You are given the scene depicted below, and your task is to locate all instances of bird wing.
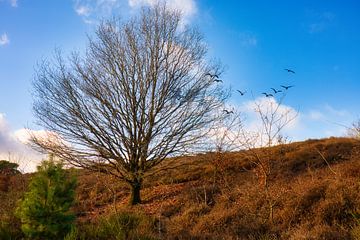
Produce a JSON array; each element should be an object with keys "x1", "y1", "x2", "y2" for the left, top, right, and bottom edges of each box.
[{"x1": 285, "y1": 69, "x2": 295, "y2": 73}]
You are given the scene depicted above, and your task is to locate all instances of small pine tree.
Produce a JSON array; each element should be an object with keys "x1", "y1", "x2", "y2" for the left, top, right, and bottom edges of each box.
[{"x1": 16, "y1": 158, "x2": 77, "y2": 239}]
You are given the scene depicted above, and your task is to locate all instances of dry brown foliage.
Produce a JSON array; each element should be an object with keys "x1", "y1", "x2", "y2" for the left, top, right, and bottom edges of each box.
[{"x1": 2, "y1": 137, "x2": 360, "y2": 239}]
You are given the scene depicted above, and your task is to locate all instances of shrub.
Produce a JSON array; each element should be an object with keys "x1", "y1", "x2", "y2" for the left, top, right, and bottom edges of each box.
[
  {"x1": 16, "y1": 160, "x2": 77, "y2": 239},
  {"x1": 0, "y1": 160, "x2": 20, "y2": 192},
  {"x1": 76, "y1": 212, "x2": 157, "y2": 240}
]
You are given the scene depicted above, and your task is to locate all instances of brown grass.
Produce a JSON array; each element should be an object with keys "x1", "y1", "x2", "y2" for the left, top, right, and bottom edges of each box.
[{"x1": 1, "y1": 137, "x2": 360, "y2": 239}]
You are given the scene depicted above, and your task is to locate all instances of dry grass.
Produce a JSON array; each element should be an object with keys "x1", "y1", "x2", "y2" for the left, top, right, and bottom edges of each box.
[{"x1": 1, "y1": 137, "x2": 360, "y2": 239}]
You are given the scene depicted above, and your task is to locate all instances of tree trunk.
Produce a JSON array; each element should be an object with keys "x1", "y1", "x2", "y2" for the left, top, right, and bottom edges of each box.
[{"x1": 129, "y1": 180, "x2": 142, "y2": 205}]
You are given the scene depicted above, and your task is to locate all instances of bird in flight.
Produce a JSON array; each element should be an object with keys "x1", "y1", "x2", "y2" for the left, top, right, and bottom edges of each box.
[
  {"x1": 270, "y1": 88, "x2": 282, "y2": 94},
  {"x1": 284, "y1": 68, "x2": 295, "y2": 74},
  {"x1": 205, "y1": 73, "x2": 222, "y2": 83},
  {"x1": 262, "y1": 92, "x2": 273, "y2": 97},
  {"x1": 237, "y1": 90, "x2": 246, "y2": 96},
  {"x1": 223, "y1": 109, "x2": 234, "y2": 114},
  {"x1": 205, "y1": 73, "x2": 220, "y2": 79},
  {"x1": 280, "y1": 85, "x2": 294, "y2": 90}
]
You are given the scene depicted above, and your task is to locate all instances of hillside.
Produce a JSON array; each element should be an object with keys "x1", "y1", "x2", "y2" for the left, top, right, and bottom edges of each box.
[{"x1": 1, "y1": 137, "x2": 360, "y2": 239}]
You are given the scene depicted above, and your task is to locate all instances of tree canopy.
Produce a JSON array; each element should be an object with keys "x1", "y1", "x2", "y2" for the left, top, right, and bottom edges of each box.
[{"x1": 31, "y1": 4, "x2": 227, "y2": 204}]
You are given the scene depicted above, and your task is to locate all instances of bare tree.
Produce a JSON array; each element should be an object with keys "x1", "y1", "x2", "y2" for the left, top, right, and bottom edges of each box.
[
  {"x1": 245, "y1": 94, "x2": 297, "y2": 222},
  {"x1": 208, "y1": 110, "x2": 244, "y2": 191},
  {"x1": 31, "y1": 5, "x2": 227, "y2": 205},
  {"x1": 223, "y1": 93, "x2": 297, "y2": 223},
  {"x1": 347, "y1": 119, "x2": 360, "y2": 139}
]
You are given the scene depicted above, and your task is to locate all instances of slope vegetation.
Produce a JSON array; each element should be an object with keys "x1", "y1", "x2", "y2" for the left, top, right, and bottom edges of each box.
[{"x1": 1, "y1": 137, "x2": 360, "y2": 239}]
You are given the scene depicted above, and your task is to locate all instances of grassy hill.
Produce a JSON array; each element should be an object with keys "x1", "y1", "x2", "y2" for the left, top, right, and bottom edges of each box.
[{"x1": 1, "y1": 137, "x2": 360, "y2": 239}]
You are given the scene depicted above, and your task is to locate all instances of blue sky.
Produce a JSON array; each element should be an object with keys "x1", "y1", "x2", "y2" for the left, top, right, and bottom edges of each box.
[{"x1": 0, "y1": 0, "x2": 360, "y2": 169}]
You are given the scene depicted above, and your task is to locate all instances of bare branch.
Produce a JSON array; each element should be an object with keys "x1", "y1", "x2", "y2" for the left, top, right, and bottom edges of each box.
[{"x1": 31, "y1": 4, "x2": 228, "y2": 204}]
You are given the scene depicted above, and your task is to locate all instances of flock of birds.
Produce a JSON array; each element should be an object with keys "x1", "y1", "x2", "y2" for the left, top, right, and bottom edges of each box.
[{"x1": 205, "y1": 68, "x2": 296, "y2": 115}]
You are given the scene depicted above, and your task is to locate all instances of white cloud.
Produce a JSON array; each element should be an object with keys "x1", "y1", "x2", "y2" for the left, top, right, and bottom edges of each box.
[
  {"x1": 73, "y1": 0, "x2": 197, "y2": 25},
  {"x1": 219, "y1": 97, "x2": 356, "y2": 148},
  {"x1": 209, "y1": 97, "x2": 355, "y2": 150},
  {"x1": 308, "y1": 110, "x2": 324, "y2": 120},
  {"x1": 0, "y1": 33, "x2": 9, "y2": 46},
  {"x1": 0, "y1": 113, "x2": 45, "y2": 172},
  {"x1": 196, "y1": 99, "x2": 355, "y2": 152},
  {"x1": 73, "y1": 0, "x2": 122, "y2": 24},
  {"x1": 0, "y1": 114, "x2": 14, "y2": 151},
  {"x1": 324, "y1": 104, "x2": 349, "y2": 117},
  {"x1": 209, "y1": 97, "x2": 299, "y2": 149},
  {"x1": 307, "y1": 10, "x2": 336, "y2": 34},
  {"x1": 239, "y1": 97, "x2": 299, "y2": 146},
  {"x1": 242, "y1": 96, "x2": 299, "y2": 130},
  {"x1": 239, "y1": 98, "x2": 355, "y2": 142},
  {"x1": 75, "y1": 5, "x2": 91, "y2": 16},
  {"x1": 291, "y1": 104, "x2": 353, "y2": 140},
  {"x1": 128, "y1": 0, "x2": 197, "y2": 24}
]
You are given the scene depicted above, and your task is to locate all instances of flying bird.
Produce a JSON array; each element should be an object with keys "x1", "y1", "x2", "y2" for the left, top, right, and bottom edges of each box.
[
  {"x1": 270, "y1": 88, "x2": 282, "y2": 94},
  {"x1": 284, "y1": 68, "x2": 295, "y2": 74},
  {"x1": 223, "y1": 109, "x2": 234, "y2": 114},
  {"x1": 205, "y1": 73, "x2": 222, "y2": 83},
  {"x1": 237, "y1": 90, "x2": 246, "y2": 96},
  {"x1": 280, "y1": 85, "x2": 294, "y2": 90},
  {"x1": 262, "y1": 92, "x2": 273, "y2": 97},
  {"x1": 205, "y1": 73, "x2": 220, "y2": 79}
]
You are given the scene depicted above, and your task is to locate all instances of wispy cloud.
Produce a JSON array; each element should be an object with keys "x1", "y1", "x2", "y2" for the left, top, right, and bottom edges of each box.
[
  {"x1": 73, "y1": 0, "x2": 197, "y2": 25},
  {"x1": 308, "y1": 110, "x2": 324, "y2": 121},
  {"x1": 128, "y1": 0, "x2": 197, "y2": 25},
  {"x1": 307, "y1": 11, "x2": 336, "y2": 34},
  {"x1": 294, "y1": 104, "x2": 353, "y2": 139},
  {"x1": 0, "y1": 33, "x2": 9, "y2": 46},
  {"x1": 73, "y1": 0, "x2": 122, "y2": 24},
  {"x1": 129, "y1": 0, "x2": 196, "y2": 17},
  {"x1": 226, "y1": 97, "x2": 354, "y2": 145},
  {"x1": 75, "y1": 5, "x2": 91, "y2": 16}
]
